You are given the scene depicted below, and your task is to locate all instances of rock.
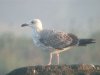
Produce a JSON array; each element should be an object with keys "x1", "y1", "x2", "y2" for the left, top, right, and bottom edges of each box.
[{"x1": 7, "y1": 64, "x2": 100, "y2": 75}]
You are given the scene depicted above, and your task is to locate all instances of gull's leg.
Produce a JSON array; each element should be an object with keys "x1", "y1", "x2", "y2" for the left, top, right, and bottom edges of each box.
[
  {"x1": 48, "y1": 52, "x2": 53, "y2": 65},
  {"x1": 47, "y1": 47, "x2": 71, "y2": 65},
  {"x1": 56, "y1": 53, "x2": 59, "y2": 65}
]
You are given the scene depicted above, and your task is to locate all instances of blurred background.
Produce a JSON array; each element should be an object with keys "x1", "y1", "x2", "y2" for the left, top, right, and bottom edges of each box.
[{"x1": 0, "y1": 0, "x2": 100, "y2": 75}]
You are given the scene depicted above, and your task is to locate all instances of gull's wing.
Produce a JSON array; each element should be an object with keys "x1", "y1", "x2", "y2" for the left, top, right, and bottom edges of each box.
[{"x1": 39, "y1": 30, "x2": 78, "y2": 49}]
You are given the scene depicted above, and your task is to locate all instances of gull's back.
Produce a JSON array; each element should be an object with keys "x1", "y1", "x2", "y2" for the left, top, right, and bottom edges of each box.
[{"x1": 39, "y1": 30, "x2": 78, "y2": 50}]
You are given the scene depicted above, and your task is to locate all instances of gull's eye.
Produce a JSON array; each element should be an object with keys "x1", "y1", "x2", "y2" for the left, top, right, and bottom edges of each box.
[{"x1": 31, "y1": 21, "x2": 34, "y2": 24}]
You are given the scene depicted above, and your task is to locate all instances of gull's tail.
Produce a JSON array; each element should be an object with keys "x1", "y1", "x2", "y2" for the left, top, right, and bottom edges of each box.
[{"x1": 78, "y1": 39, "x2": 96, "y2": 46}]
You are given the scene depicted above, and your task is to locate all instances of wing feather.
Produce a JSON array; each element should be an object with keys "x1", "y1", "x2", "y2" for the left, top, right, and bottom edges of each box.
[{"x1": 39, "y1": 30, "x2": 78, "y2": 49}]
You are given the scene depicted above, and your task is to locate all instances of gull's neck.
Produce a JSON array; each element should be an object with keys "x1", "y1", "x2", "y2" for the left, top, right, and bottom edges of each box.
[
  {"x1": 31, "y1": 22, "x2": 43, "y2": 45},
  {"x1": 31, "y1": 22, "x2": 43, "y2": 37},
  {"x1": 31, "y1": 27, "x2": 40, "y2": 45},
  {"x1": 34, "y1": 22, "x2": 43, "y2": 32}
]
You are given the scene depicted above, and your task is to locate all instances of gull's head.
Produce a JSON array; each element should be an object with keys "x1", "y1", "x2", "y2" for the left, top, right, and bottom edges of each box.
[
  {"x1": 31, "y1": 19, "x2": 41, "y2": 24},
  {"x1": 21, "y1": 19, "x2": 43, "y2": 32}
]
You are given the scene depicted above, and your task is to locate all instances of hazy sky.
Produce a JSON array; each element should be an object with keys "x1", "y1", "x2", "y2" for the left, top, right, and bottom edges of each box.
[{"x1": 0, "y1": 0, "x2": 100, "y2": 37}]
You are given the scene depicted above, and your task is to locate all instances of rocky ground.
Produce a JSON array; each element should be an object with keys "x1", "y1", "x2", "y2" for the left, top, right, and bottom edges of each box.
[{"x1": 7, "y1": 64, "x2": 100, "y2": 75}]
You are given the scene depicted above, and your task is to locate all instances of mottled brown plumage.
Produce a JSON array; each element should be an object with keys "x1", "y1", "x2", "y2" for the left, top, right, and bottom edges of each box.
[{"x1": 39, "y1": 30, "x2": 78, "y2": 49}]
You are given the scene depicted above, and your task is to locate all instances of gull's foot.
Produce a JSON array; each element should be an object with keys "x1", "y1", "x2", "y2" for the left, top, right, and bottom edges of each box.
[{"x1": 47, "y1": 62, "x2": 51, "y2": 65}]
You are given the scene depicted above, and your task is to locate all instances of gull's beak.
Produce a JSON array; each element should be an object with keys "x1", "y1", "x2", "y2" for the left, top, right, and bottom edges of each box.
[{"x1": 21, "y1": 23, "x2": 29, "y2": 27}]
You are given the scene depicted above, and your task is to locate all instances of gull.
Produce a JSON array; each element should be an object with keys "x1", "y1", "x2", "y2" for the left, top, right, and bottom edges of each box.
[{"x1": 21, "y1": 19, "x2": 95, "y2": 65}]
